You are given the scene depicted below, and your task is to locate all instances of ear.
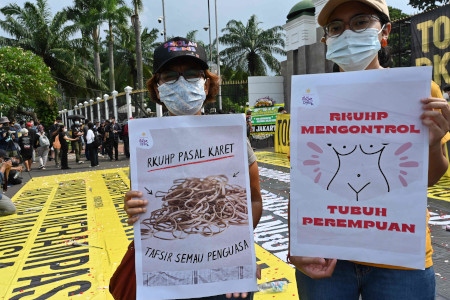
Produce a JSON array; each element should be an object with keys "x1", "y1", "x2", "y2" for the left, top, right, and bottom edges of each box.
[{"x1": 382, "y1": 22, "x2": 391, "y2": 39}]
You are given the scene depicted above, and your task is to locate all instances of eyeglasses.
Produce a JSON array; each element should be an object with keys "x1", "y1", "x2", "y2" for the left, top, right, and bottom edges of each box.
[
  {"x1": 324, "y1": 14, "x2": 381, "y2": 38},
  {"x1": 159, "y1": 69, "x2": 205, "y2": 84}
]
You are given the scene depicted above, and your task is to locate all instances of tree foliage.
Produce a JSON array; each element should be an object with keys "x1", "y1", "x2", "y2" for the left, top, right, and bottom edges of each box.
[
  {"x1": 111, "y1": 25, "x2": 159, "y2": 89},
  {"x1": 388, "y1": 6, "x2": 411, "y2": 20},
  {"x1": 387, "y1": 7, "x2": 414, "y2": 68},
  {"x1": 220, "y1": 14, "x2": 285, "y2": 76},
  {"x1": 0, "y1": 0, "x2": 104, "y2": 98},
  {"x1": 408, "y1": 0, "x2": 449, "y2": 11},
  {"x1": 0, "y1": 46, "x2": 58, "y2": 121},
  {"x1": 0, "y1": 1, "x2": 289, "y2": 118}
]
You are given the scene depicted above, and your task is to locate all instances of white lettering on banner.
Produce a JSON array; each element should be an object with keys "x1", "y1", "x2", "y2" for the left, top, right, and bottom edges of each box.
[
  {"x1": 254, "y1": 189, "x2": 289, "y2": 260},
  {"x1": 255, "y1": 125, "x2": 276, "y2": 132},
  {"x1": 428, "y1": 212, "x2": 450, "y2": 225},
  {"x1": 258, "y1": 167, "x2": 290, "y2": 183}
]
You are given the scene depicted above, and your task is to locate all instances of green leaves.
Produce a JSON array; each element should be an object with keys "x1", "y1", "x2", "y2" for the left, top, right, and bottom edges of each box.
[
  {"x1": 408, "y1": 0, "x2": 449, "y2": 11},
  {"x1": 0, "y1": 46, "x2": 57, "y2": 109}
]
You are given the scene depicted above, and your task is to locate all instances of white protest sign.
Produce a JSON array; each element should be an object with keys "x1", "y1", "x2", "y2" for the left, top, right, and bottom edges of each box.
[
  {"x1": 290, "y1": 67, "x2": 432, "y2": 269},
  {"x1": 129, "y1": 114, "x2": 257, "y2": 299}
]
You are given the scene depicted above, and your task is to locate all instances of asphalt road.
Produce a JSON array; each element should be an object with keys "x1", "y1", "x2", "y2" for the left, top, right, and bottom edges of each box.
[{"x1": 3, "y1": 147, "x2": 450, "y2": 299}]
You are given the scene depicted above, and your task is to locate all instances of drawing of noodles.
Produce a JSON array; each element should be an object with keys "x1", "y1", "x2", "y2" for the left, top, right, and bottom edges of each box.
[{"x1": 141, "y1": 175, "x2": 248, "y2": 240}]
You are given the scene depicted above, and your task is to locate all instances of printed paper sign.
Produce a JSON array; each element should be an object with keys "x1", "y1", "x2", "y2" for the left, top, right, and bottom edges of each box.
[
  {"x1": 129, "y1": 114, "x2": 257, "y2": 299},
  {"x1": 289, "y1": 67, "x2": 432, "y2": 269}
]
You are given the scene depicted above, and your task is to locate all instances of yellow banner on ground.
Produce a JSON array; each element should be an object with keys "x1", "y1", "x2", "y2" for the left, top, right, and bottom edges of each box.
[
  {"x1": 1, "y1": 168, "x2": 298, "y2": 299},
  {"x1": 1, "y1": 169, "x2": 131, "y2": 299}
]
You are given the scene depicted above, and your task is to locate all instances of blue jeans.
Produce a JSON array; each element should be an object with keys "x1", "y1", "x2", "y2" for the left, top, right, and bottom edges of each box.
[{"x1": 296, "y1": 260, "x2": 435, "y2": 300}]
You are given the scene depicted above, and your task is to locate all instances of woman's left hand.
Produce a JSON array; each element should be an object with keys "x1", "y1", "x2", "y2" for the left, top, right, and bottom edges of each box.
[
  {"x1": 421, "y1": 97, "x2": 450, "y2": 146},
  {"x1": 123, "y1": 190, "x2": 148, "y2": 225}
]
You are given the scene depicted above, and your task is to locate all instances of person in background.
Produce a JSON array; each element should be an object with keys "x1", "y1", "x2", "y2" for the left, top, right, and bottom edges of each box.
[
  {"x1": 58, "y1": 124, "x2": 80, "y2": 170},
  {"x1": 83, "y1": 119, "x2": 91, "y2": 162},
  {"x1": 25, "y1": 121, "x2": 37, "y2": 163},
  {"x1": 121, "y1": 118, "x2": 130, "y2": 159},
  {"x1": 277, "y1": 106, "x2": 287, "y2": 114},
  {"x1": 289, "y1": 0, "x2": 450, "y2": 299},
  {"x1": 85, "y1": 122, "x2": 99, "y2": 168},
  {"x1": 47, "y1": 117, "x2": 62, "y2": 162},
  {"x1": 103, "y1": 119, "x2": 114, "y2": 161},
  {"x1": 246, "y1": 110, "x2": 253, "y2": 139},
  {"x1": 7, "y1": 155, "x2": 23, "y2": 186},
  {"x1": 11, "y1": 123, "x2": 22, "y2": 157},
  {"x1": 443, "y1": 85, "x2": 450, "y2": 101},
  {"x1": 0, "y1": 150, "x2": 16, "y2": 215},
  {"x1": 70, "y1": 119, "x2": 84, "y2": 164},
  {"x1": 0, "y1": 117, "x2": 12, "y2": 152},
  {"x1": 35, "y1": 125, "x2": 50, "y2": 170},
  {"x1": 18, "y1": 128, "x2": 33, "y2": 172},
  {"x1": 109, "y1": 117, "x2": 121, "y2": 161},
  {"x1": 0, "y1": 149, "x2": 12, "y2": 191},
  {"x1": 114, "y1": 37, "x2": 263, "y2": 300},
  {"x1": 97, "y1": 120, "x2": 106, "y2": 157},
  {"x1": 51, "y1": 127, "x2": 61, "y2": 168}
]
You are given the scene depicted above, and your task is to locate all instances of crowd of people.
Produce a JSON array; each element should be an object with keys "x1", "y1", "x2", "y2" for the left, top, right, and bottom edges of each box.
[{"x1": 0, "y1": 115, "x2": 132, "y2": 192}]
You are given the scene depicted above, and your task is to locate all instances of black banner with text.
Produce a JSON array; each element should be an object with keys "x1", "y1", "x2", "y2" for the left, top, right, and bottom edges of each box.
[{"x1": 411, "y1": 5, "x2": 450, "y2": 87}]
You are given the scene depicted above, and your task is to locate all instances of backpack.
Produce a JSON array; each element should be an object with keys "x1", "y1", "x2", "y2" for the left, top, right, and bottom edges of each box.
[
  {"x1": 53, "y1": 134, "x2": 61, "y2": 149},
  {"x1": 39, "y1": 134, "x2": 50, "y2": 147},
  {"x1": 93, "y1": 131, "x2": 102, "y2": 147}
]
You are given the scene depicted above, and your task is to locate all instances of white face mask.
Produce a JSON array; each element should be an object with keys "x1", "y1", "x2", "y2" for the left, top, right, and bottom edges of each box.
[
  {"x1": 63, "y1": 128, "x2": 67, "y2": 132},
  {"x1": 158, "y1": 77, "x2": 206, "y2": 115},
  {"x1": 75, "y1": 121, "x2": 80, "y2": 125},
  {"x1": 444, "y1": 93, "x2": 449, "y2": 100},
  {"x1": 326, "y1": 28, "x2": 382, "y2": 72}
]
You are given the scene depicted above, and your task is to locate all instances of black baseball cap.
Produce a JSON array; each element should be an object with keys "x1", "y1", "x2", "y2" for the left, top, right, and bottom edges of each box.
[{"x1": 153, "y1": 37, "x2": 208, "y2": 73}]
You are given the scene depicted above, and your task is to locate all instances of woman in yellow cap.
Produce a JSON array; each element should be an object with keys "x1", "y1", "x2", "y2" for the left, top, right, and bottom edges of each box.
[{"x1": 288, "y1": 0, "x2": 450, "y2": 299}]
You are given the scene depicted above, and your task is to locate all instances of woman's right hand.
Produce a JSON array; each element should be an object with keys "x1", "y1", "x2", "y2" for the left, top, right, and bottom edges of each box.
[
  {"x1": 123, "y1": 190, "x2": 148, "y2": 225},
  {"x1": 289, "y1": 256, "x2": 337, "y2": 279}
]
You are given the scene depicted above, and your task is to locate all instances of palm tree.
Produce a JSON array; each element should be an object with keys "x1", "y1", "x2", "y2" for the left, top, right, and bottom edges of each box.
[
  {"x1": 220, "y1": 14, "x2": 286, "y2": 76},
  {"x1": 103, "y1": 0, "x2": 132, "y2": 92},
  {"x1": 0, "y1": 0, "x2": 100, "y2": 97},
  {"x1": 66, "y1": 0, "x2": 105, "y2": 92},
  {"x1": 113, "y1": 25, "x2": 159, "y2": 91},
  {"x1": 131, "y1": 0, "x2": 145, "y2": 116}
]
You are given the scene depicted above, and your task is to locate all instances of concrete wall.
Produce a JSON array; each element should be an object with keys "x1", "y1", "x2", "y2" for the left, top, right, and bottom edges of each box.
[{"x1": 248, "y1": 76, "x2": 284, "y2": 107}]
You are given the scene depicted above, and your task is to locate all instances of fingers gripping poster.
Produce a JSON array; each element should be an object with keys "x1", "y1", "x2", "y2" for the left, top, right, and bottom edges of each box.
[
  {"x1": 290, "y1": 67, "x2": 432, "y2": 269},
  {"x1": 129, "y1": 114, "x2": 257, "y2": 299}
]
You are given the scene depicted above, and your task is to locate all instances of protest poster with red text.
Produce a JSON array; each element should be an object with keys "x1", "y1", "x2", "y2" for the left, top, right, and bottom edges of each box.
[{"x1": 289, "y1": 67, "x2": 432, "y2": 269}]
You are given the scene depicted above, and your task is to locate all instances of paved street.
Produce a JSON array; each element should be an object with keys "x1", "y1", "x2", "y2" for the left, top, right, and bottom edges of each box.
[{"x1": 1, "y1": 146, "x2": 449, "y2": 299}]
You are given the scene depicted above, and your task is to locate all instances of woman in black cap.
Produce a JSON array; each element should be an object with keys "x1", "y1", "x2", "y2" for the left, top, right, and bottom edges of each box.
[{"x1": 112, "y1": 37, "x2": 263, "y2": 300}]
